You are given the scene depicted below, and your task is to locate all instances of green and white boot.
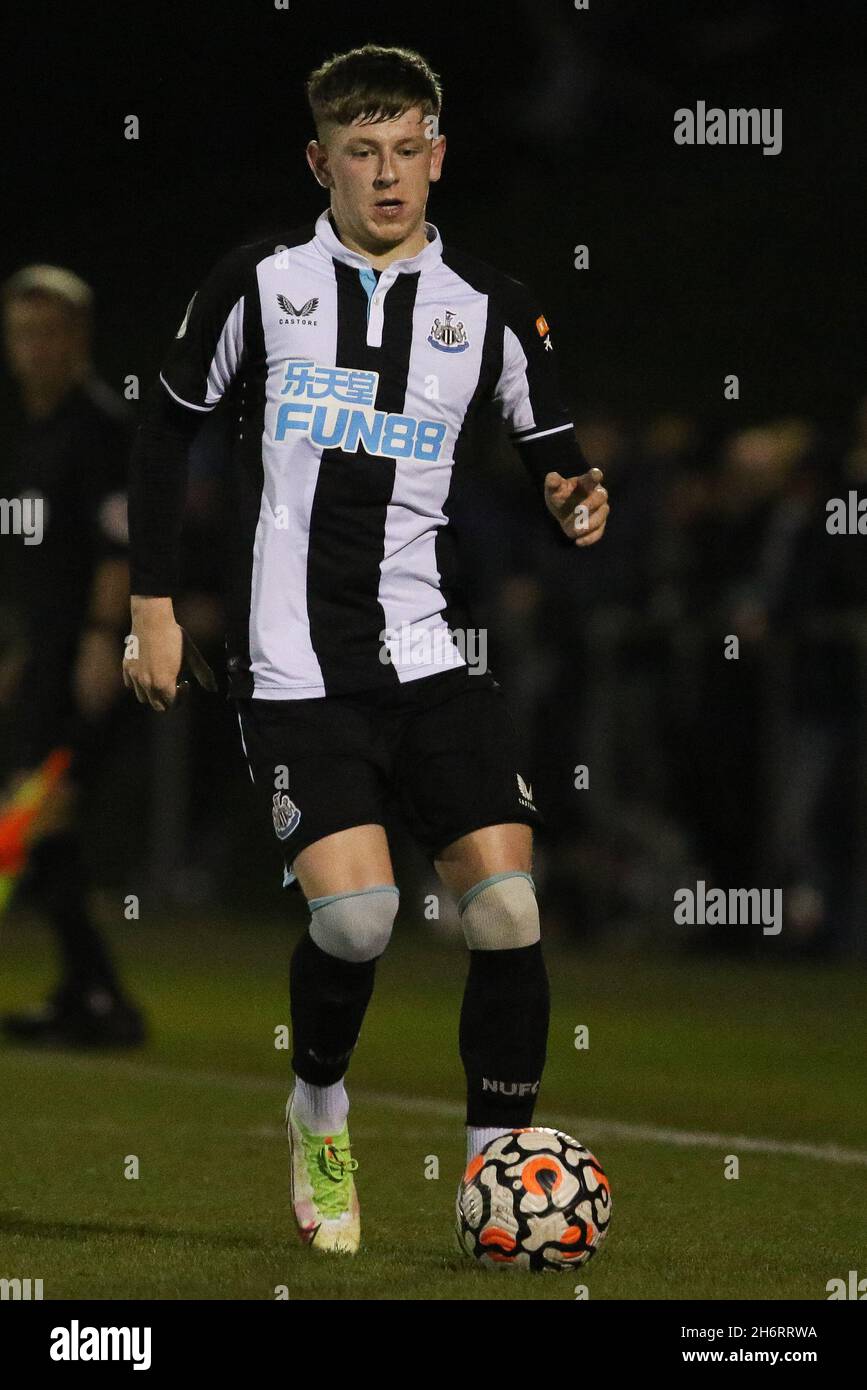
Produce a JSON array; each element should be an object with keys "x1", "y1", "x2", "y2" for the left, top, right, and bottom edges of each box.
[{"x1": 286, "y1": 1091, "x2": 360, "y2": 1254}]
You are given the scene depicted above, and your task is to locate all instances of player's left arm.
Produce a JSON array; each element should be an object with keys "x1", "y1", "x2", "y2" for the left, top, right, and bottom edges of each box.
[{"x1": 492, "y1": 285, "x2": 609, "y2": 547}]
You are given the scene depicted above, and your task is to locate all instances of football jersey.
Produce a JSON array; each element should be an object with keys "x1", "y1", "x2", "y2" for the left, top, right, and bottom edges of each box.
[{"x1": 135, "y1": 208, "x2": 584, "y2": 699}]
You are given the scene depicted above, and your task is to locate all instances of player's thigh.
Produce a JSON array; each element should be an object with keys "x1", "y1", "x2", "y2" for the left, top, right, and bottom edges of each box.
[
  {"x1": 235, "y1": 697, "x2": 393, "y2": 897},
  {"x1": 397, "y1": 679, "x2": 540, "y2": 892},
  {"x1": 434, "y1": 822, "x2": 533, "y2": 900},
  {"x1": 292, "y1": 823, "x2": 395, "y2": 899}
]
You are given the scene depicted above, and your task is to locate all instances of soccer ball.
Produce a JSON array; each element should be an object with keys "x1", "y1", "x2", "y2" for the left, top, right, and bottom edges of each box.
[{"x1": 455, "y1": 1127, "x2": 612, "y2": 1270}]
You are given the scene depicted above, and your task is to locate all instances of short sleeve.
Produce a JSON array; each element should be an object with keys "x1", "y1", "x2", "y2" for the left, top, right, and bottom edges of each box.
[{"x1": 158, "y1": 249, "x2": 248, "y2": 413}]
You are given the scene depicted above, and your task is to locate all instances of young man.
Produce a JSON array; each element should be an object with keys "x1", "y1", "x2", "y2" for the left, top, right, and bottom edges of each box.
[{"x1": 124, "y1": 45, "x2": 609, "y2": 1254}]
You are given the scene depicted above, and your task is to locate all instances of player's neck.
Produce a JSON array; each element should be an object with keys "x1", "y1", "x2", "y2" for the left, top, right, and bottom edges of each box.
[{"x1": 329, "y1": 210, "x2": 429, "y2": 269}]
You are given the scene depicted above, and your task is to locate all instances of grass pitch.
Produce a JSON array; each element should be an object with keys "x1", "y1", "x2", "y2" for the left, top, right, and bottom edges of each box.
[{"x1": 1, "y1": 907, "x2": 865, "y2": 1300}]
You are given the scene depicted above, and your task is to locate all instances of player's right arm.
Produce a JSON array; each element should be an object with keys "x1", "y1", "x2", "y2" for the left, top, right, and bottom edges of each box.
[{"x1": 124, "y1": 249, "x2": 247, "y2": 711}]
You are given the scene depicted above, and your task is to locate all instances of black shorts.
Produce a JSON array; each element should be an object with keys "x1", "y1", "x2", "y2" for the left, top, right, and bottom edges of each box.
[{"x1": 234, "y1": 667, "x2": 541, "y2": 886}]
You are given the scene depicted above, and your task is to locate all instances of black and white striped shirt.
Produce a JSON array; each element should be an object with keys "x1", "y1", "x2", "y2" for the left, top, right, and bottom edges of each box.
[{"x1": 130, "y1": 209, "x2": 585, "y2": 699}]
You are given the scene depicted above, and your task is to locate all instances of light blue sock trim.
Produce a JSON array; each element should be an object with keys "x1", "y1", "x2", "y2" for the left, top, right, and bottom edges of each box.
[
  {"x1": 457, "y1": 871, "x2": 535, "y2": 917},
  {"x1": 308, "y1": 883, "x2": 399, "y2": 913}
]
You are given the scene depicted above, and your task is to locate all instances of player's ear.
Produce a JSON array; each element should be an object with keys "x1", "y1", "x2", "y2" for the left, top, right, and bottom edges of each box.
[
  {"x1": 428, "y1": 133, "x2": 446, "y2": 183},
  {"x1": 306, "y1": 139, "x2": 331, "y2": 188}
]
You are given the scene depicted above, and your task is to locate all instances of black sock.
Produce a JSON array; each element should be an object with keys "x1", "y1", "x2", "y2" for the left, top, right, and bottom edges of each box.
[
  {"x1": 459, "y1": 942, "x2": 550, "y2": 1127},
  {"x1": 289, "y1": 930, "x2": 376, "y2": 1085},
  {"x1": 27, "y1": 832, "x2": 121, "y2": 999}
]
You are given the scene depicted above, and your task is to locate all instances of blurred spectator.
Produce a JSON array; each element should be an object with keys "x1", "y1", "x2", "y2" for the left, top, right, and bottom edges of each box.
[
  {"x1": 0, "y1": 265, "x2": 146, "y2": 1045},
  {"x1": 452, "y1": 398, "x2": 867, "y2": 957}
]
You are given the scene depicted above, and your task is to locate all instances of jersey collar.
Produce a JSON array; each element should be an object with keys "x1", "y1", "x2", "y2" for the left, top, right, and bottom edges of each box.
[{"x1": 314, "y1": 208, "x2": 442, "y2": 275}]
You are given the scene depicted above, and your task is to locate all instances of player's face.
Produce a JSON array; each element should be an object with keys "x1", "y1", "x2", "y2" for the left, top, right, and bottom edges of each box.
[
  {"x1": 307, "y1": 107, "x2": 445, "y2": 256},
  {"x1": 3, "y1": 296, "x2": 87, "y2": 390}
]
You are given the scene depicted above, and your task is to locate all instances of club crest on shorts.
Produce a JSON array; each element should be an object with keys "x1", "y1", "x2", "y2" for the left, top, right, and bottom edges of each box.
[
  {"x1": 517, "y1": 773, "x2": 536, "y2": 810},
  {"x1": 272, "y1": 791, "x2": 301, "y2": 840},
  {"x1": 428, "y1": 309, "x2": 469, "y2": 352}
]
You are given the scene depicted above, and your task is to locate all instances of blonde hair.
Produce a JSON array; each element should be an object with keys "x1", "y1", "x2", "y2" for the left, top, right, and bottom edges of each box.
[{"x1": 2, "y1": 264, "x2": 94, "y2": 320}]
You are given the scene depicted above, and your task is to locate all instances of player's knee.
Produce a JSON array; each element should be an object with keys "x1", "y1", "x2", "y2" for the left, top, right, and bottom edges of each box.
[
  {"x1": 458, "y1": 871, "x2": 540, "y2": 950},
  {"x1": 308, "y1": 884, "x2": 399, "y2": 963}
]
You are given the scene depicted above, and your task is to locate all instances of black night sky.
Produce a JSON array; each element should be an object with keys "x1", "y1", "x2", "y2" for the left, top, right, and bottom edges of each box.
[{"x1": 4, "y1": 0, "x2": 865, "y2": 427}]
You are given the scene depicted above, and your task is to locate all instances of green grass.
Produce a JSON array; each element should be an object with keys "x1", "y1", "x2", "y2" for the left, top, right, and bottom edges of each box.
[{"x1": 1, "y1": 908, "x2": 865, "y2": 1300}]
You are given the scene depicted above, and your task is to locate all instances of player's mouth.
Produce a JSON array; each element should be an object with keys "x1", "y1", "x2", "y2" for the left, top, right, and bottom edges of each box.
[{"x1": 373, "y1": 198, "x2": 405, "y2": 217}]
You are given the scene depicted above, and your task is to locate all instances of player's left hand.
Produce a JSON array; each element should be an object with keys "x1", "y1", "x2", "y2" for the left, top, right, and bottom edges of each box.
[{"x1": 544, "y1": 467, "x2": 609, "y2": 546}]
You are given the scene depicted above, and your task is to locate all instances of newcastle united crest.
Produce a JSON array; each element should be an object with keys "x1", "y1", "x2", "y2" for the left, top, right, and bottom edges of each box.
[
  {"x1": 272, "y1": 791, "x2": 301, "y2": 840},
  {"x1": 428, "y1": 309, "x2": 469, "y2": 353}
]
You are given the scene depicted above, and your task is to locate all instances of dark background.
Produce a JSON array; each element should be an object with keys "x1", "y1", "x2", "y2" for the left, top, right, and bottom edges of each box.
[
  {"x1": 5, "y1": 0, "x2": 865, "y2": 420},
  {"x1": 3, "y1": 0, "x2": 867, "y2": 955}
]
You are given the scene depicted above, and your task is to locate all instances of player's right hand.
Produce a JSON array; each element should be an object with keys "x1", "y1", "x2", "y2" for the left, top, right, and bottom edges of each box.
[{"x1": 123, "y1": 598, "x2": 184, "y2": 712}]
